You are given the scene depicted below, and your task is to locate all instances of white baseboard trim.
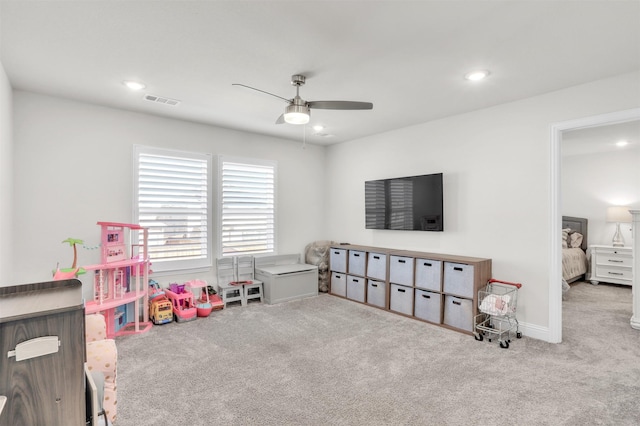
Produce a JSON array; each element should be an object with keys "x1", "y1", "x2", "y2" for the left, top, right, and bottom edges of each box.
[{"x1": 518, "y1": 321, "x2": 550, "y2": 342}]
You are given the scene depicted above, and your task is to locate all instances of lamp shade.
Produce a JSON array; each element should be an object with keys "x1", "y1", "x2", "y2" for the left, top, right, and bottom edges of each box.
[{"x1": 606, "y1": 206, "x2": 632, "y2": 223}]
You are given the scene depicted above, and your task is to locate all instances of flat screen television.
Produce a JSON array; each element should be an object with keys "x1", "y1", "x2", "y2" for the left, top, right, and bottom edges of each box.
[{"x1": 365, "y1": 173, "x2": 443, "y2": 231}]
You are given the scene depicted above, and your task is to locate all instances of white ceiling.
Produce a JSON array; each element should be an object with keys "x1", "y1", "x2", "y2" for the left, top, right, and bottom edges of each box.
[
  {"x1": 562, "y1": 120, "x2": 640, "y2": 157},
  {"x1": 1, "y1": 0, "x2": 639, "y2": 145}
]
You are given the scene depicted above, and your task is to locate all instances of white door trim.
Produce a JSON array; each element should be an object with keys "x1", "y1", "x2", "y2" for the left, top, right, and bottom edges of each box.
[{"x1": 549, "y1": 107, "x2": 640, "y2": 343}]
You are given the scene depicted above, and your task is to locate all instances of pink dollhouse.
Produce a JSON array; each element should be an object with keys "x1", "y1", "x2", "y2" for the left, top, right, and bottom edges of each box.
[{"x1": 84, "y1": 222, "x2": 152, "y2": 338}]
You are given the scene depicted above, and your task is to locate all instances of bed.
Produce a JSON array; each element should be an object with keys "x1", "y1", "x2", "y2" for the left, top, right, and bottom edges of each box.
[{"x1": 562, "y1": 216, "x2": 589, "y2": 284}]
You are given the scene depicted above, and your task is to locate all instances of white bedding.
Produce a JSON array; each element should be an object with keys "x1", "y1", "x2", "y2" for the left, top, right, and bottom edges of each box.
[{"x1": 562, "y1": 247, "x2": 588, "y2": 281}]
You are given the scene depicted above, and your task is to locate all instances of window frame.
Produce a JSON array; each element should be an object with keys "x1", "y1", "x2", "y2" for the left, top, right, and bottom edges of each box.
[
  {"x1": 133, "y1": 145, "x2": 213, "y2": 274},
  {"x1": 217, "y1": 156, "x2": 277, "y2": 257}
]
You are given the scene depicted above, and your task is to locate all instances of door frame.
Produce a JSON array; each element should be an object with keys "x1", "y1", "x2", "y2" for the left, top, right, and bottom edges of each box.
[{"x1": 548, "y1": 107, "x2": 640, "y2": 343}]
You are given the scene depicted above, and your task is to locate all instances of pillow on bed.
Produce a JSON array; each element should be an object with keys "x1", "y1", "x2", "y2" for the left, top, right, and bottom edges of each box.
[
  {"x1": 562, "y1": 228, "x2": 572, "y2": 249},
  {"x1": 570, "y1": 232, "x2": 583, "y2": 248}
]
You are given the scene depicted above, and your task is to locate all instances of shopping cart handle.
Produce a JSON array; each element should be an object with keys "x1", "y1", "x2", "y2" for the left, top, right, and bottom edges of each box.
[{"x1": 488, "y1": 279, "x2": 522, "y2": 289}]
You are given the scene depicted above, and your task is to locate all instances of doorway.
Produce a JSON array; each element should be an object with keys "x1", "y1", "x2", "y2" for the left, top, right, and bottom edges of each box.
[{"x1": 549, "y1": 108, "x2": 640, "y2": 343}]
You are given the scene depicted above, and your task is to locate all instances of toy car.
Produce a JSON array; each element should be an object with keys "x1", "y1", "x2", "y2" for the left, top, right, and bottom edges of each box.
[{"x1": 149, "y1": 295, "x2": 173, "y2": 325}]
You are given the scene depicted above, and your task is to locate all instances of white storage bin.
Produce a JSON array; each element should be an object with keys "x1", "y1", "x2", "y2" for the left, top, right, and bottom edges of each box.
[
  {"x1": 330, "y1": 248, "x2": 347, "y2": 273},
  {"x1": 389, "y1": 255, "x2": 414, "y2": 286},
  {"x1": 443, "y1": 295, "x2": 473, "y2": 332},
  {"x1": 346, "y1": 275, "x2": 365, "y2": 303},
  {"x1": 330, "y1": 271, "x2": 346, "y2": 297},
  {"x1": 414, "y1": 289, "x2": 441, "y2": 323},
  {"x1": 389, "y1": 284, "x2": 413, "y2": 316},
  {"x1": 367, "y1": 252, "x2": 387, "y2": 280},
  {"x1": 415, "y1": 259, "x2": 442, "y2": 291},
  {"x1": 367, "y1": 279, "x2": 386, "y2": 308},
  {"x1": 348, "y1": 250, "x2": 366, "y2": 276},
  {"x1": 443, "y1": 262, "x2": 475, "y2": 298}
]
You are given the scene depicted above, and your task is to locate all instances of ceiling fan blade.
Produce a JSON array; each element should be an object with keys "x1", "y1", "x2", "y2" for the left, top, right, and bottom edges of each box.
[
  {"x1": 232, "y1": 83, "x2": 290, "y2": 103},
  {"x1": 275, "y1": 114, "x2": 285, "y2": 124},
  {"x1": 307, "y1": 100, "x2": 373, "y2": 110}
]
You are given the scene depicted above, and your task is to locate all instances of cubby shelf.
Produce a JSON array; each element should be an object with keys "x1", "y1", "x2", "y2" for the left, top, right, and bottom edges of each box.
[{"x1": 329, "y1": 244, "x2": 491, "y2": 335}]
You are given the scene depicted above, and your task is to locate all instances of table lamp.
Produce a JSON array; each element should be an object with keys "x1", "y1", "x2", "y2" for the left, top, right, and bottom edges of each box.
[{"x1": 606, "y1": 206, "x2": 632, "y2": 247}]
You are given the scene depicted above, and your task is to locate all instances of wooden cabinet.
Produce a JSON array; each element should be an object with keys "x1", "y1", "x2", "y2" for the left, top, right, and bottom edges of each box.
[
  {"x1": 0, "y1": 280, "x2": 85, "y2": 426},
  {"x1": 329, "y1": 244, "x2": 491, "y2": 335},
  {"x1": 589, "y1": 245, "x2": 632, "y2": 286}
]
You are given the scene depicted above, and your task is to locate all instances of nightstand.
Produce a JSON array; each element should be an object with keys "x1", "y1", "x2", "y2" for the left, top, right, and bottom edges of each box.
[{"x1": 589, "y1": 245, "x2": 632, "y2": 286}]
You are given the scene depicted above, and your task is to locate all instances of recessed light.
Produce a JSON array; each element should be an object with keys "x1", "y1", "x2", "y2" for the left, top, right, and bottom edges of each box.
[
  {"x1": 312, "y1": 125, "x2": 324, "y2": 132},
  {"x1": 616, "y1": 140, "x2": 629, "y2": 147},
  {"x1": 464, "y1": 70, "x2": 490, "y2": 81},
  {"x1": 123, "y1": 80, "x2": 146, "y2": 91}
]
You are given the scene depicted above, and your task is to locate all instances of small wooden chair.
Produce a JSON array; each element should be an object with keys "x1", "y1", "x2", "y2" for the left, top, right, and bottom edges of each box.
[
  {"x1": 237, "y1": 255, "x2": 263, "y2": 303},
  {"x1": 216, "y1": 257, "x2": 245, "y2": 307}
]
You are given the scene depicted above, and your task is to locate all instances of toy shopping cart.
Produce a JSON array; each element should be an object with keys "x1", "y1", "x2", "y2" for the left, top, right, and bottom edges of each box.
[{"x1": 474, "y1": 279, "x2": 522, "y2": 349}]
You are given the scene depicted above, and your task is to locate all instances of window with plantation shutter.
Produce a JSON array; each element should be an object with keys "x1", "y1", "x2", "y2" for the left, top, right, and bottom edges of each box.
[
  {"x1": 134, "y1": 146, "x2": 212, "y2": 272},
  {"x1": 219, "y1": 157, "x2": 276, "y2": 256}
]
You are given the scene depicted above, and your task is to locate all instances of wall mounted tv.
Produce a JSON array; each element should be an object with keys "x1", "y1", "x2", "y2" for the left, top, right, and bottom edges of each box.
[{"x1": 365, "y1": 173, "x2": 443, "y2": 231}]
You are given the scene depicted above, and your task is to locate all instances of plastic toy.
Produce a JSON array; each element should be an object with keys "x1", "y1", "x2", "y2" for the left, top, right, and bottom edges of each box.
[
  {"x1": 148, "y1": 279, "x2": 165, "y2": 300},
  {"x1": 164, "y1": 285, "x2": 197, "y2": 322},
  {"x1": 149, "y1": 295, "x2": 173, "y2": 325},
  {"x1": 52, "y1": 238, "x2": 87, "y2": 279}
]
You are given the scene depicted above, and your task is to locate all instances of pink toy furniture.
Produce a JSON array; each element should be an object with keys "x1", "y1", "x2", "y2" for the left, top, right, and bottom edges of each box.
[
  {"x1": 85, "y1": 313, "x2": 118, "y2": 424},
  {"x1": 84, "y1": 222, "x2": 152, "y2": 338}
]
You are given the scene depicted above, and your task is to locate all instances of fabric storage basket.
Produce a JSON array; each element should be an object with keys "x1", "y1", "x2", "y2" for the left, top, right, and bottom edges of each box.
[
  {"x1": 331, "y1": 271, "x2": 346, "y2": 297},
  {"x1": 348, "y1": 250, "x2": 366, "y2": 276},
  {"x1": 330, "y1": 248, "x2": 347, "y2": 273},
  {"x1": 415, "y1": 258, "x2": 442, "y2": 291},
  {"x1": 414, "y1": 289, "x2": 441, "y2": 323},
  {"x1": 443, "y1": 262, "x2": 474, "y2": 298},
  {"x1": 390, "y1": 284, "x2": 413, "y2": 316},
  {"x1": 367, "y1": 252, "x2": 387, "y2": 280},
  {"x1": 367, "y1": 279, "x2": 386, "y2": 308},
  {"x1": 389, "y1": 255, "x2": 414, "y2": 286},
  {"x1": 443, "y1": 295, "x2": 473, "y2": 332},
  {"x1": 346, "y1": 275, "x2": 365, "y2": 303}
]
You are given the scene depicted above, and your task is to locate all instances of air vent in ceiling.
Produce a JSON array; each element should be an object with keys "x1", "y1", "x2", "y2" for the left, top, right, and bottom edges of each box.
[{"x1": 144, "y1": 94, "x2": 180, "y2": 106}]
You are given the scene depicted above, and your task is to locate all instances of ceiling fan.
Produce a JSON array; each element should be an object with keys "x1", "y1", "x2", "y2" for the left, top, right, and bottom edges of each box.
[{"x1": 232, "y1": 74, "x2": 373, "y2": 125}]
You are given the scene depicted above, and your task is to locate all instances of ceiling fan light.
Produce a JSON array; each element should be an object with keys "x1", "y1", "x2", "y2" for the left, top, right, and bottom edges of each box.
[{"x1": 284, "y1": 104, "x2": 310, "y2": 124}]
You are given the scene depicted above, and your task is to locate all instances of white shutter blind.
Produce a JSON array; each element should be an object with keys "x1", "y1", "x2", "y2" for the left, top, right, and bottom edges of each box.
[
  {"x1": 220, "y1": 159, "x2": 275, "y2": 256},
  {"x1": 135, "y1": 147, "x2": 211, "y2": 271}
]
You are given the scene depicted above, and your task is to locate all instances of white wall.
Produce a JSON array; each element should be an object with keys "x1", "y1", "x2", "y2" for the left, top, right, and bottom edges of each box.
[
  {"x1": 0, "y1": 60, "x2": 13, "y2": 285},
  {"x1": 12, "y1": 91, "x2": 326, "y2": 296},
  {"x1": 325, "y1": 72, "x2": 640, "y2": 338},
  {"x1": 563, "y1": 147, "x2": 640, "y2": 246}
]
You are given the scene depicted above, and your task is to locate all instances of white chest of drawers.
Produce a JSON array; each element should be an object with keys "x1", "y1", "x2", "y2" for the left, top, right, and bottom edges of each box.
[{"x1": 589, "y1": 245, "x2": 632, "y2": 286}]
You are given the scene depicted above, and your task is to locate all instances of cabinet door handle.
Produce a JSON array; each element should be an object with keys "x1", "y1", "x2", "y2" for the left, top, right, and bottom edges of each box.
[
  {"x1": 371, "y1": 283, "x2": 378, "y2": 287},
  {"x1": 422, "y1": 294, "x2": 431, "y2": 299},
  {"x1": 398, "y1": 259, "x2": 406, "y2": 264},
  {"x1": 373, "y1": 255, "x2": 380, "y2": 260},
  {"x1": 335, "y1": 274, "x2": 341, "y2": 279},
  {"x1": 454, "y1": 267, "x2": 463, "y2": 272},
  {"x1": 608, "y1": 272, "x2": 624, "y2": 276},
  {"x1": 607, "y1": 260, "x2": 623, "y2": 263},
  {"x1": 424, "y1": 262, "x2": 432, "y2": 267},
  {"x1": 452, "y1": 300, "x2": 462, "y2": 305},
  {"x1": 397, "y1": 288, "x2": 406, "y2": 293},
  {"x1": 352, "y1": 278, "x2": 360, "y2": 282},
  {"x1": 353, "y1": 253, "x2": 360, "y2": 257}
]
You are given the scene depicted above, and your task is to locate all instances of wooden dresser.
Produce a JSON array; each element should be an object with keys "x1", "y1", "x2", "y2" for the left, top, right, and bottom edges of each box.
[{"x1": 0, "y1": 279, "x2": 86, "y2": 426}]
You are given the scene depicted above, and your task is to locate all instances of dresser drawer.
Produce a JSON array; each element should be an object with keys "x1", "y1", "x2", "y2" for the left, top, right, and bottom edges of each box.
[
  {"x1": 594, "y1": 266, "x2": 632, "y2": 281},
  {"x1": 390, "y1": 284, "x2": 413, "y2": 316},
  {"x1": 594, "y1": 253, "x2": 633, "y2": 268}
]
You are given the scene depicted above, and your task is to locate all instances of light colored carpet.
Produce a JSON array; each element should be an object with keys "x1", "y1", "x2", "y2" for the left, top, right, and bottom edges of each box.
[{"x1": 115, "y1": 282, "x2": 640, "y2": 425}]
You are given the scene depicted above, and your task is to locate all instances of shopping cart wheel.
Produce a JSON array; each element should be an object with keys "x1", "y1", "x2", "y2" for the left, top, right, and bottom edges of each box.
[
  {"x1": 474, "y1": 333, "x2": 483, "y2": 341},
  {"x1": 516, "y1": 332, "x2": 522, "y2": 339},
  {"x1": 500, "y1": 341, "x2": 509, "y2": 349}
]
